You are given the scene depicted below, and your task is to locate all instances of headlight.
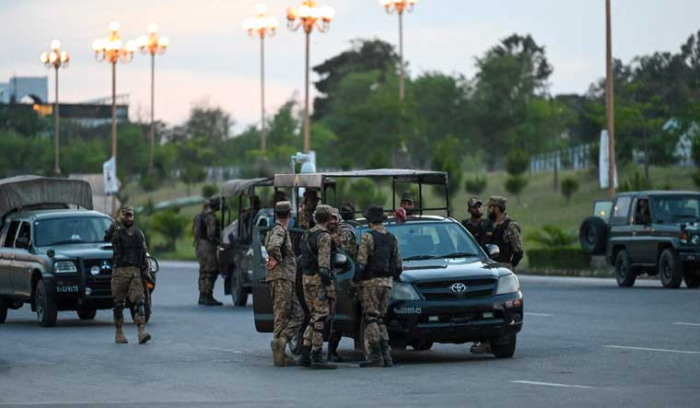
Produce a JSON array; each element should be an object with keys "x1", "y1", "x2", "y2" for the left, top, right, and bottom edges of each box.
[
  {"x1": 391, "y1": 282, "x2": 421, "y2": 300},
  {"x1": 496, "y1": 274, "x2": 520, "y2": 295},
  {"x1": 54, "y1": 261, "x2": 77, "y2": 274}
]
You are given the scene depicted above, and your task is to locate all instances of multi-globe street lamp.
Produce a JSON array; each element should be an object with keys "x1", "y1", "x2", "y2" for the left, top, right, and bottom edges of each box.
[
  {"x1": 287, "y1": 1, "x2": 335, "y2": 153},
  {"x1": 380, "y1": 0, "x2": 418, "y2": 102},
  {"x1": 244, "y1": 4, "x2": 279, "y2": 152},
  {"x1": 92, "y1": 22, "x2": 136, "y2": 212},
  {"x1": 40, "y1": 40, "x2": 70, "y2": 176},
  {"x1": 137, "y1": 23, "x2": 169, "y2": 173}
]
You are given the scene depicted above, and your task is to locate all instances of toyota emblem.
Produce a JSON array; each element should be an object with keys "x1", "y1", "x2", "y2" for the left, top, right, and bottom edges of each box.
[{"x1": 450, "y1": 283, "x2": 467, "y2": 294}]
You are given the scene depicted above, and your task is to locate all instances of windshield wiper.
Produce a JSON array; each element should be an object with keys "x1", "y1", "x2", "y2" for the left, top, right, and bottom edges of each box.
[
  {"x1": 403, "y1": 255, "x2": 437, "y2": 261},
  {"x1": 434, "y1": 252, "x2": 479, "y2": 259},
  {"x1": 45, "y1": 239, "x2": 85, "y2": 246}
]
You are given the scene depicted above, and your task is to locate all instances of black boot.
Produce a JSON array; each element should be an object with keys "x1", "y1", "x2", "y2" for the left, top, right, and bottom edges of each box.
[
  {"x1": 204, "y1": 292, "x2": 223, "y2": 306},
  {"x1": 380, "y1": 340, "x2": 393, "y2": 367},
  {"x1": 299, "y1": 346, "x2": 312, "y2": 368},
  {"x1": 198, "y1": 293, "x2": 207, "y2": 305},
  {"x1": 311, "y1": 349, "x2": 337, "y2": 370},
  {"x1": 328, "y1": 335, "x2": 343, "y2": 362},
  {"x1": 359, "y1": 345, "x2": 383, "y2": 368}
]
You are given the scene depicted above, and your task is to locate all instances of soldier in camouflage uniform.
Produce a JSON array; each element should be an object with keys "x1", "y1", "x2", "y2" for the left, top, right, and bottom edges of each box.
[
  {"x1": 336, "y1": 202, "x2": 358, "y2": 260},
  {"x1": 264, "y1": 201, "x2": 304, "y2": 366},
  {"x1": 325, "y1": 208, "x2": 345, "y2": 362},
  {"x1": 298, "y1": 189, "x2": 320, "y2": 230},
  {"x1": 196, "y1": 198, "x2": 223, "y2": 306},
  {"x1": 111, "y1": 206, "x2": 151, "y2": 345},
  {"x1": 461, "y1": 197, "x2": 494, "y2": 249},
  {"x1": 354, "y1": 205, "x2": 402, "y2": 368},
  {"x1": 400, "y1": 191, "x2": 416, "y2": 215},
  {"x1": 299, "y1": 205, "x2": 337, "y2": 369}
]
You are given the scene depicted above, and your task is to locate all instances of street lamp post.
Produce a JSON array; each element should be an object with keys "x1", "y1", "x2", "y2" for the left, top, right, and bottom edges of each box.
[
  {"x1": 137, "y1": 23, "x2": 169, "y2": 174},
  {"x1": 287, "y1": 1, "x2": 335, "y2": 153},
  {"x1": 93, "y1": 22, "x2": 136, "y2": 213},
  {"x1": 380, "y1": 0, "x2": 418, "y2": 102},
  {"x1": 244, "y1": 4, "x2": 279, "y2": 152},
  {"x1": 40, "y1": 40, "x2": 70, "y2": 176},
  {"x1": 605, "y1": 0, "x2": 617, "y2": 197}
]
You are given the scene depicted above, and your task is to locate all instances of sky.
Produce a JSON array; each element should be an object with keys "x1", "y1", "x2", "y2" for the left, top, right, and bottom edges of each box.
[{"x1": 2, "y1": 0, "x2": 700, "y2": 131}]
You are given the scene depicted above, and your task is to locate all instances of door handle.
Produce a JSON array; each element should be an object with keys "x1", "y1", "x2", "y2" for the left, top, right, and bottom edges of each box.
[{"x1": 257, "y1": 279, "x2": 267, "y2": 284}]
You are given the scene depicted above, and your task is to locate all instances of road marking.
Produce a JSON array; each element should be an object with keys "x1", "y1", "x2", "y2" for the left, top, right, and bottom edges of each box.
[
  {"x1": 195, "y1": 345, "x2": 244, "y2": 354},
  {"x1": 674, "y1": 322, "x2": 700, "y2": 327},
  {"x1": 511, "y1": 381, "x2": 592, "y2": 389},
  {"x1": 605, "y1": 345, "x2": 700, "y2": 355},
  {"x1": 527, "y1": 313, "x2": 553, "y2": 317}
]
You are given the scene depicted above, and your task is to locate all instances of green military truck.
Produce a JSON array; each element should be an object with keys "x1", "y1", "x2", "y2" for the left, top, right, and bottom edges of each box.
[{"x1": 580, "y1": 191, "x2": 700, "y2": 288}]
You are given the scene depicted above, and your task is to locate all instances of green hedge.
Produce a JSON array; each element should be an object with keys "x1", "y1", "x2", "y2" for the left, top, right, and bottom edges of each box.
[{"x1": 527, "y1": 247, "x2": 591, "y2": 270}]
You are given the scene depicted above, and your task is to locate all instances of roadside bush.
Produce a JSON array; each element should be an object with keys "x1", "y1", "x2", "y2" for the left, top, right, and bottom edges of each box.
[
  {"x1": 505, "y1": 148, "x2": 530, "y2": 175},
  {"x1": 619, "y1": 171, "x2": 653, "y2": 192},
  {"x1": 202, "y1": 184, "x2": 219, "y2": 198},
  {"x1": 504, "y1": 175, "x2": 528, "y2": 201},
  {"x1": 140, "y1": 173, "x2": 161, "y2": 192},
  {"x1": 527, "y1": 247, "x2": 591, "y2": 270},
  {"x1": 526, "y1": 225, "x2": 576, "y2": 248},
  {"x1": 464, "y1": 174, "x2": 488, "y2": 195},
  {"x1": 149, "y1": 209, "x2": 189, "y2": 252},
  {"x1": 560, "y1": 177, "x2": 580, "y2": 202}
]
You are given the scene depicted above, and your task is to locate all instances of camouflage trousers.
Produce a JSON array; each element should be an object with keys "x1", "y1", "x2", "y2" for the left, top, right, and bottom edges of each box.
[
  {"x1": 362, "y1": 286, "x2": 391, "y2": 346},
  {"x1": 196, "y1": 242, "x2": 218, "y2": 293},
  {"x1": 111, "y1": 266, "x2": 145, "y2": 326},
  {"x1": 302, "y1": 283, "x2": 332, "y2": 352},
  {"x1": 269, "y1": 279, "x2": 304, "y2": 342}
]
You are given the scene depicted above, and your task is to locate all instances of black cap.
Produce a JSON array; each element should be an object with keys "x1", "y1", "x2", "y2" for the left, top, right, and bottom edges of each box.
[{"x1": 363, "y1": 204, "x2": 387, "y2": 223}]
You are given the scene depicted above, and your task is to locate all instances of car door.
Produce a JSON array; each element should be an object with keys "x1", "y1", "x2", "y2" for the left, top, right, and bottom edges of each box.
[
  {"x1": 0, "y1": 221, "x2": 21, "y2": 296},
  {"x1": 10, "y1": 221, "x2": 34, "y2": 298},
  {"x1": 627, "y1": 198, "x2": 648, "y2": 263},
  {"x1": 252, "y1": 223, "x2": 273, "y2": 332}
]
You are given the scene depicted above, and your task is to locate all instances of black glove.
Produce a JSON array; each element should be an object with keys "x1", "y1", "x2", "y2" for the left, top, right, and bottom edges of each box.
[
  {"x1": 353, "y1": 264, "x2": 366, "y2": 284},
  {"x1": 319, "y1": 268, "x2": 332, "y2": 286},
  {"x1": 511, "y1": 251, "x2": 524, "y2": 268}
]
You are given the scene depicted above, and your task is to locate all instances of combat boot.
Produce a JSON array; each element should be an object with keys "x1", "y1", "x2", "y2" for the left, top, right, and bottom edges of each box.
[
  {"x1": 380, "y1": 340, "x2": 393, "y2": 367},
  {"x1": 137, "y1": 325, "x2": 151, "y2": 344},
  {"x1": 271, "y1": 339, "x2": 285, "y2": 366},
  {"x1": 278, "y1": 338, "x2": 297, "y2": 366},
  {"x1": 299, "y1": 346, "x2": 312, "y2": 368},
  {"x1": 115, "y1": 326, "x2": 128, "y2": 344},
  {"x1": 310, "y1": 350, "x2": 337, "y2": 370},
  {"x1": 204, "y1": 292, "x2": 223, "y2": 306},
  {"x1": 198, "y1": 292, "x2": 207, "y2": 305},
  {"x1": 359, "y1": 345, "x2": 383, "y2": 368}
]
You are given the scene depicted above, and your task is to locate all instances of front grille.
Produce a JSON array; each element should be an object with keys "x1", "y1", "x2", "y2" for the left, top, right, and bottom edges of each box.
[
  {"x1": 419, "y1": 310, "x2": 503, "y2": 324},
  {"x1": 81, "y1": 259, "x2": 113, "y2": 297},
  {"x1": 416, "y1": 278, "x2": 497, "y2": 300}
]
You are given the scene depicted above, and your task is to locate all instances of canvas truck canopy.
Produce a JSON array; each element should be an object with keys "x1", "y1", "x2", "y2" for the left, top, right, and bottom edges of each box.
[
  {"x1": 220, "y1": 178, "x2": 273, "y2": 198},
  {"x1": 0, "y1": 175, "x2": 93, "y2": 218},
  {"x1": 273, "y1": 169, "x2": 448, "y2": 189}
]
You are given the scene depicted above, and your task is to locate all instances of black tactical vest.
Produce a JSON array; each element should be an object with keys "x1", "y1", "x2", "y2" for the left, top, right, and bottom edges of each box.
[
  {"x1": 300, "y1": 229, "x2": 336, "y2": 274},
  {"x1": 366, "y1": 230, "x2": 396, "y2": 279},
  {"x1": 492, "y1": 218, "x2": 514, "y2": 264},
  {"x1": 115, "y1": 228, "x2": 144, "y2": 268}
]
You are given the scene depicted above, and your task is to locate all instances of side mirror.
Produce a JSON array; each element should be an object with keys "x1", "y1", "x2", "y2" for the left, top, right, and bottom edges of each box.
[
  {"x1": 486, "y1": 244, "x2": 500, "y2": 260},
  {"x1": 335, "y1": 253, "x2": 348, "y2": 266},
  {"x1": 148, "y1": 256, "x2": 160, "y2": 273}
]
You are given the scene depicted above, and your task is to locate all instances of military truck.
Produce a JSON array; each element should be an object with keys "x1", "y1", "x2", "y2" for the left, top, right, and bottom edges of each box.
[
  {"x1": 0, "y1": 176, "x2": 159, "y2": 326},
  {"x1": 579, "y1": 191, "x2": 700, "y2": 288},
  {"x1": 251, "y1": 170, "x2": 524, "y2": 359}
]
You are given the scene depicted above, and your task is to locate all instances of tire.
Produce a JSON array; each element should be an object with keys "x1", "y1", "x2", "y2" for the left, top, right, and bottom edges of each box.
[
  {"x1": 35, "y1": 280, "x2": 58, "y2": 327},
  {"x1": 410, "y1": 340, "x2": 434, "y2": 351},
  {"x1": 615, "y1": 250, "x2": 636, "y2": 287},
  {"x1": 659, "y1": 249, "x2": 683, "y2": 289},
  {"x1": 579, "y1": 217, "x2": 608, "y2": 255},
  {"x1": 0, "y1": 298, "x2": 7, "y2": 324},
  {"x1": 490, "y1": 335, "x2": 517, "y2": 359},
  {"x1": 77, "y1": 308, "x2": 97, "y2": 320},
  {"x1": 230, "y1": 271, "x2": 248, "y2": 307}
]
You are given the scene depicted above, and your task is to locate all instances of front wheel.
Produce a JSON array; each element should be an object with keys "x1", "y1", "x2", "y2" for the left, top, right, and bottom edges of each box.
[
  {"x1": 35, "y1": 280, "x2": 58, "y2": 327},
  {"x1": 659, "y1": 249, "x2": 683, "y2": 289},
  {"x1": 615, "y1": 250, "x2": 636, "y2": 287},
  {"x1": 230, "y1": 271, "x2": 248, "y2": 307},
  {"x1": 77, "y1": 308, "x2": 97, "y2": 320},
  {"x1": 684, "y1": 271, "x2": 700, "y2": 288},
  {"x1": 490, "y1": 335, "x2": 516, "y2": 359}
]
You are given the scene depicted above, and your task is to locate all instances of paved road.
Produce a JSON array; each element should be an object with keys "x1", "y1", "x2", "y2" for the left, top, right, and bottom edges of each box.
[{"x1": 1, "y1": 262, "x2": 699, "y2": 407}]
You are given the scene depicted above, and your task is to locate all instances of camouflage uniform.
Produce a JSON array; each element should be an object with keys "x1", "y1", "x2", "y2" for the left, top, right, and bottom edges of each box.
[
  {"x1": 264, "y1": 219, "x2": 303, "y2": 344},
  {"x1": 196, "y1": 208, "x2": 221, "y2": 297},
  {"x1": 298, "y1": 209, "x2": 314, "y2": 230},
  {"x1": 111, "y1": 207, "x2": 151, "y2": 344},
  {"x1": 302, "y1": 224, "x2": 333, "y2": 354},
  {"x1": 487, "y1": 196, "x2": 524, "y2": 271},
  {"x1": 461, "y1": 197, "x2": 494, "y2": 249}
]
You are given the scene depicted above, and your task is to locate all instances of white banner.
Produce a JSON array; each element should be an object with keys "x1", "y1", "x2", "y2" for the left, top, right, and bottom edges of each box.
[
  {"x1": 599, "y1": 130, "x2": 618, "y2": 189},
  {"x1": 103, "y1": 157, "x2": 120, "y2": 194}
]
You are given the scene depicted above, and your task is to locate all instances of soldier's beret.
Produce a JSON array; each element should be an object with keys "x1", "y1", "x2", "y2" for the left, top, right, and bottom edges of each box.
[
  {"x1": 275, "y1": 201, "x2": 292, "y2": 214},
  {"x1": 467, "y1": 197, "x2": 483, "y2": 208},
  {"x1": 487, "y1": 196, "x2": 508, "y2": 210}
]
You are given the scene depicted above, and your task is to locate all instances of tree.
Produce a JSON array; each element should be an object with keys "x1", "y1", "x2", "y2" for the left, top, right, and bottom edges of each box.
[
  {"x1": 504, "y1": 148, "x2": 530, "y2": 202},
  {"x1": 185, "y1": 102, "x2": 234, "y2": 142},
  {"x1": 149, "y1": 209, "x2": 188, "y2": 252},
  {"x1": 464, "y1": 175, "x2": 488, "y2": 196},
  {"x1": 431, "y1": 136, "x2": 463, "y2": 207}
]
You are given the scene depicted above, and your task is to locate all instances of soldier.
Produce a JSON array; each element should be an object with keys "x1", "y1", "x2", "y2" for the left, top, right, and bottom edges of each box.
[
  {"x1": 298, "y1": 189, "x2": 320, "y2": 230},
  {"x1": 264, "y1": 201, "x2": 304, "y2": 366},
  {"x1": 486, "y1": 196, "x2": 524, "y2": 270},
  {"x1": 461, "y1": 197, "x2": 494, "y2": 249},
  {"x1": 111, "y1": 206, "x2": 151, "y2": 345},
  {"x1": 354, "y1": 205, "x2": 402, "y2": 368},
  {"x1": 298, "y1": 205, "x2": 337, "y2": 369},
  {"x1": 334, "y1": 203, "x2": 358, "y2": 260},
  {"x1": 400, "y1": 191, "x2": 416, "y2": 215},
  {"x1": 325, "y1": 208, "x2": 346, "y2": 363},
  {"x1": 195, "y1": 198, "x2": 223, "y2": 306}
]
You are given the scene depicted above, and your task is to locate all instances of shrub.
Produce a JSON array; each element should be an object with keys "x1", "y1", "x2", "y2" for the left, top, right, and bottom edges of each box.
[
  {"x1": 560, "y1": 177, "x2": 580, "y2": 202},
  {"x1": 464, "y1": 175, "x2": 488, "y2": 195},
  {"x1": 619, "y1": 171, "x2": 653, "y2": 192},
  {"x1": 526, "y1": 225, "x2": 576, "y2": 248},
  {"x1": 149, "y1": 209, "x2": 189, "y2": 252},
  {"x1": 527, "y1": 247, "x2": 591, "y2": 270},
  {"x1": 202, "y1": 184, "x2": 219, "y2": 198},
  {"x1": 504, "y1": 175, "x2": 528, "y2": 201},
  {"x1": 505, "y1": 148, "x2": 530, "y2": 176},
  {"x1": 140, "y1": 173, "x2": 161, "y2": 192}
]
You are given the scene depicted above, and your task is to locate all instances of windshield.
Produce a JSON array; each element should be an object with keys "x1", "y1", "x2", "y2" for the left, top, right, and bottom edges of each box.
[
  {"x1": 359, "y1": 222, "x2": 483, "y2": 261},
  {"x1": 652, "y1": 195, "x2": 700, "y2": 224},
  {"x1": 34, "y1": 217, "x2": 113, "y2": 247}
]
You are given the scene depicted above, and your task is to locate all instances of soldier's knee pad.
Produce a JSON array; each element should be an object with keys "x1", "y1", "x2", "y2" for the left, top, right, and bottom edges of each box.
[{"x1": 135, "y1": 298, "x2": 146, "y2": 316}]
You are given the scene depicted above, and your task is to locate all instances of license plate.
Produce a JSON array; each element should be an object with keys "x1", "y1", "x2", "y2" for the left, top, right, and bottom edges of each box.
[{"x1": 56, "y1": 285, "x2": 79, "y2": 294}]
